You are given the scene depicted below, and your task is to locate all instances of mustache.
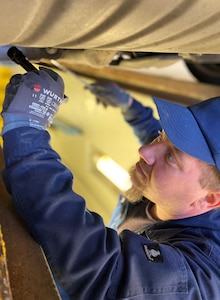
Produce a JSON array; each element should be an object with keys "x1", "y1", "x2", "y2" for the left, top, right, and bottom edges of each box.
[
  {"x1": 130, "y1": 161, "x2": 149, "y2": 187},
  {"x1": 138, "y1": 158, "x2": 151, "y2": 177},
  {"x1": 124, "y1": 160, "x2": 150, "y2": 203}
]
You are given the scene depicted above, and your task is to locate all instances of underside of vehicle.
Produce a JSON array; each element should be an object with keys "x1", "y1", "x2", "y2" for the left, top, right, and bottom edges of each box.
[{"x1": 1, "y1": 0, "x2": 220, "y2": 85}]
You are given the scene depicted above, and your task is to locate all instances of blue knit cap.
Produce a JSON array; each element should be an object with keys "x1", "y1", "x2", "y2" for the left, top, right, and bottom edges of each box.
[{"x1": 154, "y1": 97, "x2": 220, "y2": 171}]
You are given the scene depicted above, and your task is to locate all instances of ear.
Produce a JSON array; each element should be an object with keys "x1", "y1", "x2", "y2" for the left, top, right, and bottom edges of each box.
[{"x1": 203, "y1": 192, "x2": 220, "y2": 210}]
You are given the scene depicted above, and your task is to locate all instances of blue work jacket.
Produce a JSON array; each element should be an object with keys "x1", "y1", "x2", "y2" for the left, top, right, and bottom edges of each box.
[
  {"x1": 4, "y1": 128, "x2": 220, "y2": 300},
  {"x1": 2, "y1": 127, "x2": 220, "y2": 300}
]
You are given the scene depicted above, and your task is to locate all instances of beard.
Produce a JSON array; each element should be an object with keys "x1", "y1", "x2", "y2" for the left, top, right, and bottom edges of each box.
[{"x1": 124, "y1": 164, "x2": 148, "y2": 203}]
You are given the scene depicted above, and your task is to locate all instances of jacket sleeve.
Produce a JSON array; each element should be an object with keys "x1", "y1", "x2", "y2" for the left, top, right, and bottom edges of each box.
[
  {"x1": 2, "y1": 127, "x2": 121, "y2": 299},
  {"x1": 122, "y1": 99, "x2": 161, "y2": 145}
]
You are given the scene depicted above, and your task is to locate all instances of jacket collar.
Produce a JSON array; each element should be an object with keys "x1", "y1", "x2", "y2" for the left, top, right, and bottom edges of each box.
[{"x1": 145, "y1": 209, "x2": 220, "y2": 241}]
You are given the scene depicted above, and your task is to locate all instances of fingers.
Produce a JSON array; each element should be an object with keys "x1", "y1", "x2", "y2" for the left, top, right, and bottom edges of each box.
[
  {"x1": 95, "y1": 97, "x2": 108, "y2": 108},
  {"x1": 22, "y1": 69, "x2": 64, "y2": 94},
  {"x1": 8, "y1": 74, "x2": 23, "y2": 85},
  {"x1": 39, "y1": 68, "x2": 64, "y2": 91},
  {"x1": 90, "y1": 82, "x2": 118, "y2": 91},
  {"x1": 3, "y1": 74, "x2": 23, "y2": 112},
  {"x1": 24, "y1": 67, "x2": 63, "y2": 84},
  {"x1": 39, "y1": 67, "x2": 59, "y2": 81},
  {"x1": 5, "y1": 74, "x2": 23, "y2": 97}
]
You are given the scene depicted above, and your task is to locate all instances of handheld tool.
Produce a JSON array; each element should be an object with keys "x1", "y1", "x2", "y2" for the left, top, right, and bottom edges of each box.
[
  {"x1": 7, "y1": 46, "x2": 38, "y2": 72},
  {"x1": 7, "y1": 46, "x2": 68, "y2": 99}
]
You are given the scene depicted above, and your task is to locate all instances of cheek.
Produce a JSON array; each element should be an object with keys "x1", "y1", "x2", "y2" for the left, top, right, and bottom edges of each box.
[
  {"x1": 157, "y1": 170, "x2": 202, "y2": 202},
  {"x1": 142, "y1": 164, "x2": 172, "y2": 198},
  {"x1": 151, "y1": 164, "x2": 174, "y2": 189},
  {"x1": 145, "y1": 165, "x2": 190, "y2": 200}
]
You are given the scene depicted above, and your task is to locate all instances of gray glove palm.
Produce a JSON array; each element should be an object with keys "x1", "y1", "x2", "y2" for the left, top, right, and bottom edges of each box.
[
  {"x1": 1, "y1": 68, "x2": 64, "y2": 134},
  {"x1": 89, "y1": 82, "x2": 133, "y2": 109}
]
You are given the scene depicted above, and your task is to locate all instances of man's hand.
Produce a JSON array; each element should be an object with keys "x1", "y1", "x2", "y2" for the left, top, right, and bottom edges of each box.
[
  {"x1": 88, "y1": 82, "x2": 133, "y2": 109},
  {"x1": 1, "y1": 68, "x2": 65, "y2": 134}
]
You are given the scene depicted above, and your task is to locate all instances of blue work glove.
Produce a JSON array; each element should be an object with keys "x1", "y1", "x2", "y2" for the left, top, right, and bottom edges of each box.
[
  {"x1": 88, "y1": 82, "x2": 133, "y2": 110},
  {"x1": 1, "y1": 68, "x2": 65, "y2": 135}
]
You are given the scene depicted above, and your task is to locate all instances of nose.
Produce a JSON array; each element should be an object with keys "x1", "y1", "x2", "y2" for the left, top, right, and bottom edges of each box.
[{"x1": 138, "y1": 143, "x2": 157, "y2": 165}]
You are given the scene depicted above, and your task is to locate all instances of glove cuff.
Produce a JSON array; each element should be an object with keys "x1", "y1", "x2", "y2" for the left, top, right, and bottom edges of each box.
[
  {"x1": 120, "y1": 96, "x2": 133, "y2": 112},
  {"x1": 1, "y1": 114, "x2": 45, "y2": 135}
]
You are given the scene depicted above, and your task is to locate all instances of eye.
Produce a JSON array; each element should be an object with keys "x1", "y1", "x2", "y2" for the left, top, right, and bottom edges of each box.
[
  {"x1": 166, "y1": 151, "x2": 173, "y2": 160},
  {"x1": 166, "y1": 150, "x2": 176, "y2": 164}
]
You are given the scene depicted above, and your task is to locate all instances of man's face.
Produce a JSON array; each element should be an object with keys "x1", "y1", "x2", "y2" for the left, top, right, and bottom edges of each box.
[{"x1": 125, "y1": 132, "x2": 209, "y2": 220}]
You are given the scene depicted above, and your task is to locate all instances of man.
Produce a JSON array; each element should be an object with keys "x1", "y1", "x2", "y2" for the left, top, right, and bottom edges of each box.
[{"x1": 1, "y1": 69, "x2": 220, "y2": 300}]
